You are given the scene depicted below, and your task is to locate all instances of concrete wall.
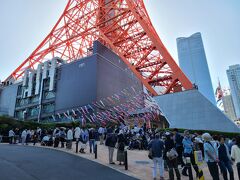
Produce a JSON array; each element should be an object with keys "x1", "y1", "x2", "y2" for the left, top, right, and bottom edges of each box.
[
  {"x1": 0, "y1": 84, "x2": 18, "y2": 116},
  {"x1": 55, "y1": 56, "x2": 97, "y2": 113},
  {"x1": 154, "y1": 89, "x2": 240, "y2": 133},
  {"x1": 55, "y1": 41, "x2": 143, "y2": 114},
  {"x1": 94, "y1": 41, "x2": 142, "y2": 101}
]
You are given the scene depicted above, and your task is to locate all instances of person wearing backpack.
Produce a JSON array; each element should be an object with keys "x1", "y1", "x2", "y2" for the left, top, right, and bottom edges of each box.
[
  {"x1": 173, "y1": 128, "x2": 185, "y2": 167},
  {"x1": 202, "y1": 133, "x2": 220, "y2": 180},
  {"x1": 149, "y1": 133, "x2": 165, "y2": 180},
  {"x1": 231, "y1": 135, "x2": 240, "y2": 180}
]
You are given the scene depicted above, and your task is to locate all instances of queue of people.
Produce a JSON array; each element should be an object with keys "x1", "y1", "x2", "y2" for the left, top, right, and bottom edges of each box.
[
  {"x1": 8, "y1": 127, "x2": 41, "y2": 145},
  {"x1": 147, "y1": 129, "x2": 240, "y2": 180},
  {"x1": 6, "y1": 125, "x2": 240, "y2": 180}
]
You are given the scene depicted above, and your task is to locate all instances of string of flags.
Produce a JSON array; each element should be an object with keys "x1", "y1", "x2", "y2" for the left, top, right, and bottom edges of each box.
[{"x1": 52, "y1": 86, "x2": 162, "y2": 126}]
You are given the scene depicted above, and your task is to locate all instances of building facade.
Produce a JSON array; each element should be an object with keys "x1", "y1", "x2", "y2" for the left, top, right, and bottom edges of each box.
[
  {"x1": 0, "y1": 41, "x2": 143, "y2": 122},
  {"x1": 227, "y1": 64, "x2": 240, "y2": 119},
  {"x1": 177, "y1": 32, "x2": 215, "y2": 105},
  {"x1": 222, "y1": 94, "x2": 237, "y2": 121}
]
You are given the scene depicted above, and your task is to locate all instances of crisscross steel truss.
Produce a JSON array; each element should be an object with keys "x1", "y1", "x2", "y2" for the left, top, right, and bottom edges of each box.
[{"x1": 6, "y1": 0, "x2": 192, "y2": 95}]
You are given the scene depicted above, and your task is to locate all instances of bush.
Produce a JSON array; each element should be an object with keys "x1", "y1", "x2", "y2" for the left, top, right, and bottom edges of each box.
[{"x1": 0, "y1": 116, "x2": 98, "y2": 136}]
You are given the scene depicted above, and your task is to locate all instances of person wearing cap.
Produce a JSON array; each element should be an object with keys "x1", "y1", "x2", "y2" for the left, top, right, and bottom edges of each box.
[
  {"x1": 163, "y1": 132, "x2": 181, "y2": 180},
  {"x1": 202, "y1": 133, "x2": 220, "y2": 180},
  {"x1": 149, "y1": 133, "x2": 165, "y2": 180},
  {"x1": 182, "y1": 130, "x2": 199, "y2": 177}
]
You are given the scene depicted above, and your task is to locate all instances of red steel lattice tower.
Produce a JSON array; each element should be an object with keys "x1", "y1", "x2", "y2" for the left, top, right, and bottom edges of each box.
[{"x1": 5, "y1": 0, "x2": 193, "y2": 96}]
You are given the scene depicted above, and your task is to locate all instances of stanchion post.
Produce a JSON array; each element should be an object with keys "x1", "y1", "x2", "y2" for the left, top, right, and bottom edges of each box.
[
  {"x1": 95, "y1": 144, "x2": 97, "y2": 159},
  {"x1": 76, "y1": 139, "x2": 79, "y2": 153},
  {"x1": 124, "y1": 150, "x2": 128, "y2": 170},
  {"x1": 186, "y1": 157, "x2": 193, "y2": 180}
]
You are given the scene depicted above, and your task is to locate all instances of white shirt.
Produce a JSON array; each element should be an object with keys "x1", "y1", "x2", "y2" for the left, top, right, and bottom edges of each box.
[
  {"x1": 231, "y1": 145, "x2": 240, "y2": 164},
  {"x1": 42, "y1": 136, "x2": 50, "y2": 141},
  {"x1": 37, "y1": 128, "x2": 42, "y2": 135},
  {"x1": 21, "y1": 130, "x2": 27, "y2": 137},
  {"x1": 31, "y1": 130, "x2": 35, "y2": 136},
  {"x1": 27, "y1": 130, "x2": 31, "y2": 135},
  {"x1": 67, "y1": 129, "x2": 73, "y2": 140},
  {"x1": 74, "y1": 127, "x2": 81, "y2": 139},
  {"x1": 98, "y1": 127, "x2": 104, "y2": 134},
  {"x1": 9, "y1": 130, "x2": 15, "y2": 137}
]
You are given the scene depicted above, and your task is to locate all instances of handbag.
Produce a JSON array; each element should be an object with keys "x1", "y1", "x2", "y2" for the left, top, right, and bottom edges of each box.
[
  {"x1": 148, "y1": 148, "x2": 153, "y2": 159},
  {"x1": 167, "y1": 148, "x2": 178, "y2": 160}
]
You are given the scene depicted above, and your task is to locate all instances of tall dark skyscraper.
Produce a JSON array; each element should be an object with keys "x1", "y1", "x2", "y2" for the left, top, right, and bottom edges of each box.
[{"x1": 177, "y1": 32, "x2": 215, "y2": 105}]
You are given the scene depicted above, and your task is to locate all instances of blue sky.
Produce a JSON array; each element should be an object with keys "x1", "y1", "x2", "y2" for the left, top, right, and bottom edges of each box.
[{"x1": 0, "y1": 0, "x2": 240, "y2": 91}]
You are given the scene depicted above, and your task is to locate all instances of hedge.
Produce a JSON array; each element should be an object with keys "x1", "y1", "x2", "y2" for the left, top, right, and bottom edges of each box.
[
  {"x1": 157, "y1": 128, "x2": 240, "y2": 139},
  {"x1": 1, "y1": 116, "x2": 239, "y2": 138}
]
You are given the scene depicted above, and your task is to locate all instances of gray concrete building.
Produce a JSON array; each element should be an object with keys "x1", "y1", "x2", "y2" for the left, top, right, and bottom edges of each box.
[
  {"x1": 154, "y1": 89, "x2": 240, "y2": 133},
  {"x1": 0, "y1": 41, "x2": 142, "y2": 122}
]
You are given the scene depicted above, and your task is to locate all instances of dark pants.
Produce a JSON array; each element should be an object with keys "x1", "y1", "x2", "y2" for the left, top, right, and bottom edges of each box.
[
  {"x1": 33, "y1": 137, "x2": 38, "y2": 145},
  {"x1": 89, "y1": 139, "x2": 95, "y2": 153},
  {"x1": 207, "y1": 162, "x2": 219, "y2": 180},
  {"x1": 237, "y1": 163, "x2": 240, "y2": 180},
  {"x1": 9, "y1": 137, "x2": 14, "y2": 144},
  {"x1": 219, "y1": 160, "x2": 234, "y2": 180},
  {"x1": 60, "y1": 137, "x2": 65, "y2": 148},
  {"x1": 182, "y1": 153, "x2": 199, "y2": 176},
  {"x1": 176, "y1": 146, "x2": 185, "y2": 166},
  {"x1": 166, "y1": 158, "x2": 181, "y2": 180},
  {"x1": 54, "y1": 138, "x2": 59, "y2": 148},
  {"x1": 66, "y1": 140, "x2": 72, "y2": 149}
]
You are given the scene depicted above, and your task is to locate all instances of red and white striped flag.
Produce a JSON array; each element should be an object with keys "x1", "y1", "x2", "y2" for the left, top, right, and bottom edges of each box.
[{"x1": 215, "y1": 79, "x2": 223, "y2": 102}]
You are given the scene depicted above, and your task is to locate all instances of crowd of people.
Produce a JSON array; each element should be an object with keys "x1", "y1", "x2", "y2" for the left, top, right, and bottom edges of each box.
[
  {"x1": 5, "y1": 125, "x2": 240, "y2": 180},
  {"x1": 148, "y1": 129, "x2": 240, "y2": 180}
]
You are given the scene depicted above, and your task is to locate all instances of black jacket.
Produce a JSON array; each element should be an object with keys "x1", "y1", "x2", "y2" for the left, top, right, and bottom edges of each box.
[
  {"x1": 105, "y1": 133, "x2": 117, "y2": 147},
  {"x1": 163, "y1": 138, "x2": 175, "y2": 160}
]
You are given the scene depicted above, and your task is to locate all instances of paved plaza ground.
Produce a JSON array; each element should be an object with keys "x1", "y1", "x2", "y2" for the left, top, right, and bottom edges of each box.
[
  {"x1": 0, "y1": 144, "x2": 137, "y2": 180},
  {"x1": 0, "y1": 142, "x2": 238, "y2": 180}
]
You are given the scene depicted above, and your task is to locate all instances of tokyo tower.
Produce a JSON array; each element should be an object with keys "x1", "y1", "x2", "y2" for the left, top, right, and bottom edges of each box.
[{"x1": 5, "y1": 0, "x2": 193, "y2": 96}]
